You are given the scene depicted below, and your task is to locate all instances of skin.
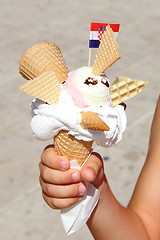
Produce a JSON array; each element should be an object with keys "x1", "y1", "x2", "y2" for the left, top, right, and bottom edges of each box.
[{"x1": 39, "y1": 96, "x2": 160, "y2": 240}]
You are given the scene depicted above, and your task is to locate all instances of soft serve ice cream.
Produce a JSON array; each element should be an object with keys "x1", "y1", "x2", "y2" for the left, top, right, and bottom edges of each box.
[{"x1": 31, "y1": 66, "x2": 127, "y2": 148}]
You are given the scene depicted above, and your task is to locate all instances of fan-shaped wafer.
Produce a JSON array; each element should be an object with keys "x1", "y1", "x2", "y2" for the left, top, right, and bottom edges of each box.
[
  {"x1": 110, "y1": 76, "x2": 149, "y2": 106},
  {"x1": 20, "y1": 42, "x2": 69, "y2": 83},
  {"x1": 54, "y1": 130, "x2": 93, "y2": 166},
  {"x1": 91, "y1": 25, "x2": 120, "y2": 76},
  {"x1": 19, "y1": 71, "x2": 61, "y2": 104},
  {"x1": 80, "y1": 111, "x2": 110, "y2": 131}
]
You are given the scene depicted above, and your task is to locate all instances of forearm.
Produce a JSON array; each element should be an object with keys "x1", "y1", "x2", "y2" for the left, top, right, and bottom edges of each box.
[
  {"x1": 87, "y1": 179, "x2": 150, "y2": 240},
  {"x1": 87, "y1": 96, "x2": 160, "y2": 240}
]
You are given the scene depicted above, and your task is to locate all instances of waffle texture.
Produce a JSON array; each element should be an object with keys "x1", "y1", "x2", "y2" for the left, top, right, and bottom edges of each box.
[
  {"x1": 19, "y1": 42, "x2": 69, "y2": 83},
  {"x1": 91, "y1": 26, "x2": 120, "y2": 76},
  {"x1": 19, "y1": 71, "x2": 62, "y2": 104},
  {"x1": 110, "y1": 76, "x2": 149, "y2": 106},
  {"x1": 54, "y1": 130, "x2": 93, "y2": 166},
  {"x1": 80, "y1": 111, "x2": 109, "y2": 131}
]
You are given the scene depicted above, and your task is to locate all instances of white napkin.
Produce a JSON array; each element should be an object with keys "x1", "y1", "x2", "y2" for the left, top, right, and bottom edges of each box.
[{"x1": 60, "y1": 160, "x2": 100, "y2": 235}]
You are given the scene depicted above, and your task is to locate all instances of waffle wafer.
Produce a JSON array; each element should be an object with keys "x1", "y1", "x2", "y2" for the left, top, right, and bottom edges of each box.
[
  {"x1": 110, "y1": 76, "x2": 149, "y2": 106},
  {"x1": 54, "y1": 130, "x2": 93, "y2": 166},
  {"x1": 19, "y1": 71, "x2": 62, "y2": 104},
  {"x1": 80, "y1": 111, "x2": 110, "y2": 131},
  {"x1": 91, "y1": 25, "x2": 120, "y2": 76},
  {"x1": 20, "y1": 42, "x2": 69, "y2": 83}
]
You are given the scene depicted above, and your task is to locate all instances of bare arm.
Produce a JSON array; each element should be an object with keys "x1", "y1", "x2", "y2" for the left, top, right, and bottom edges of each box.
[
  {"x1": 87, "y1": 171, "x2": 151, "y2": 240},
  {"x1": 128, "y1": 96, "x2": 160, "y2": 239},
  {"x1": 87, "y1": 96, "x2": 160, "y2": 240}
]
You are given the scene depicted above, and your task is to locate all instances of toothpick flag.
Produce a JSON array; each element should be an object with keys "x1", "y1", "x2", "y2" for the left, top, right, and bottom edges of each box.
[{"x1": 89, "y1": 23, "x2": 120, "y2": 48}]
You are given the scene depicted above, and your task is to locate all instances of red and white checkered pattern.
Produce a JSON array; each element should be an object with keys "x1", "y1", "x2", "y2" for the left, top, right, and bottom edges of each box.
[{"x1": 98, "y1": 30, "x2": 105, "y2": 41}]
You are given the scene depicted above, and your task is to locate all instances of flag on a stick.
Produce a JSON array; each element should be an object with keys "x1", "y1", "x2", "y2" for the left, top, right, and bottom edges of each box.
[{"x1": 89, "y1": 23, "x2": 120, "y2": 48}]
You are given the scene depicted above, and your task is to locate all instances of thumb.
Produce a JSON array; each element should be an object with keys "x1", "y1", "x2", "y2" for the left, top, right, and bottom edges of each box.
[{"x1": 81, "y1": 152, "x2": 105, "y2": 189}]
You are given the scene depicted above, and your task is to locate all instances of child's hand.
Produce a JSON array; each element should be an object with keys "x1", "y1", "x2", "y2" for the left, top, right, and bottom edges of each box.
[{"x1": 39, "y1": 145, "x2": 106, "y2": 210}]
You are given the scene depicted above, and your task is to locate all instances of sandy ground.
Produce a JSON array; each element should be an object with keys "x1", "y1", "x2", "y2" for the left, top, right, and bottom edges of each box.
[{"x1": 0, "y1": 0, "x2": 160, "y2": 239}]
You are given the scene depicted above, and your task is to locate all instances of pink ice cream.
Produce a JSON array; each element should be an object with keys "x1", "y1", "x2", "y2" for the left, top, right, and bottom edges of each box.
[{"x1": 64, "y1": 66, "x2": 111, "y2": 108}]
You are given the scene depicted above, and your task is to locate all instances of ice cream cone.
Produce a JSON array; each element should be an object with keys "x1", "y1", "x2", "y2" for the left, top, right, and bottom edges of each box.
[
  {"x1": 19, "y1": 71, "x2": 62, "y2": 104},
  {"x1": 110, "y1": 76, "x2": 149, "y2": 107},
  {"x1": 54, "y1": 130, "x2": 93, "y2": 166},
  {"x1": 80, "y1": 111, "x2": 110, "y2": 131},
  {"x1": 19, "y1": 42, "x2": 69, "y2": 83},
  {"x1": 91, "y1": 25, "x2": 120, "y2": 76}
]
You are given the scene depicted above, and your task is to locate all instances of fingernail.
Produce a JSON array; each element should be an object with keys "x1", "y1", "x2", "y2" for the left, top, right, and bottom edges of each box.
[
  {"x1": 72, "y1": 172, "x2": 79, "y2": 182},
  {"x1": 60, "y1": 160, "x2": 67, "y2": 170},
  {"x1": 79, "y1": 184, "x2": 86, "y2": 195}
]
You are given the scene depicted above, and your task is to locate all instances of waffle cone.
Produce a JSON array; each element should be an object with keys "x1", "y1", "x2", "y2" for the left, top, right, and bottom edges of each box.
[
  {"x1": 19, "y1": 42, "x2": 69, "y2": 83},
  {"x1": 80, "y1": 111, "x2": 109, "y2": 131},
  {"x1": 110, "y1": 76, "x2": 149, "y2": 106},
  {"x1": 19, "y1": 71, "x2": 62, "y2": 104},
  {"x1": 91, "y1": 25, "x2": 120, "y2": 76},
  {"x1": 54, "y1": 130, "x2": 93, "y2": 166}
]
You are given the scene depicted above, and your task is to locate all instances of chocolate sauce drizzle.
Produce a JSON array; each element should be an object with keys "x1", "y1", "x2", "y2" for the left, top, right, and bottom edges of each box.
[
  {"x1": 101, "y1": 78, "x2": 109, "y2": 87},
  {"x1": 119, "y1": 102, "x2": 127, "y2": 110},
  {"x1": 84, "y1": 77, "x2": 98, "y2": 86},
  {"x1": 84, "y1": 77, "x2": 109, "y2": 87}
]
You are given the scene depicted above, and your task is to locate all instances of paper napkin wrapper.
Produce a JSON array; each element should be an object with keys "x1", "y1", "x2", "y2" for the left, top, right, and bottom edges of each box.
[{"x1": 60, "y1": 160, "x2": 100, "y2": 235}]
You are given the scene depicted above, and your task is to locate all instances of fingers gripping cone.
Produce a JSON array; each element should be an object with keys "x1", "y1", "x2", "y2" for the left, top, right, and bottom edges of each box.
[
  {"x1": 91, "y1": 25, "x2": 120, "y2": 76},
  {"x1": 19, "y1": 42, "x2": 69, "y2": 84},
  {"x1": 110, "y1": 76, "x2": 149, "y2": 106}
]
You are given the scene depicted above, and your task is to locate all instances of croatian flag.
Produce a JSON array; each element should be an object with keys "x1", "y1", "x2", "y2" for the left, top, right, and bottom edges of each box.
[{"x1": 89, "y1": 23, "x2": 120, "y2": 48}]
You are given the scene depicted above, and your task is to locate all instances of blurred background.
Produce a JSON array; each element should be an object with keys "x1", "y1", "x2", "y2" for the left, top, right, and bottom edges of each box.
[{"x1": 0, "y1": 0, "x2": 160, "y2": 239}]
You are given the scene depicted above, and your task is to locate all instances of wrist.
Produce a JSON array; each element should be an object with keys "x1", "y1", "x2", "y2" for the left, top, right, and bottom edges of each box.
[{"x1": 87, "y1": 174, "x2": 110, "y2": 224}]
